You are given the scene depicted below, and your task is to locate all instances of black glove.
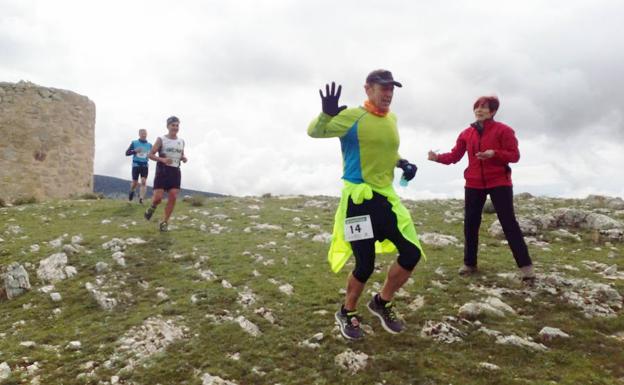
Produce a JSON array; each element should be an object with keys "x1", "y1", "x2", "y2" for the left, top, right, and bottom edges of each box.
[
  {"x1": 319, "y1": 82, "x2": 347, "y2": 116},
  {"x1": 397, "y1": 159, "x2": 417, "y2": 181}
]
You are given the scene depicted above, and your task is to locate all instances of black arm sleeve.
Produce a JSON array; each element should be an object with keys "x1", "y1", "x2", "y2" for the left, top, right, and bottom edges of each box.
[{"x1": 125, "y1": 143, "x2": 135, "y2": 156}]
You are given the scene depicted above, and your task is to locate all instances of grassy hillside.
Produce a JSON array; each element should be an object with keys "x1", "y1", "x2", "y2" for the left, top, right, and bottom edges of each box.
[
  {"x1": 0, "y1": 195, "x2": 623, "y2": 385},
  {"x1": 93, "y1": 174, "x2": 224, "y2": 199}
]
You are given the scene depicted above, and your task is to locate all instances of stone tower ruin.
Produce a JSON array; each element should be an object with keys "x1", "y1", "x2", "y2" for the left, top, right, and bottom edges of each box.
[{"x1": 0, "y1": 81, "x2": 95, "y2": 202}]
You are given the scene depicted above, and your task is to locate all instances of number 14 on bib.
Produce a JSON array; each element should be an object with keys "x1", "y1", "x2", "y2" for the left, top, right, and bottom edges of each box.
[{"x1": 344, "y1": 215, "x2": 374, "y2": 242}]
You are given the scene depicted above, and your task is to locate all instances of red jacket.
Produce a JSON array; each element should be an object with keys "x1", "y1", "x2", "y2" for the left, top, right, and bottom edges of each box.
[{"x1": 436, "y1": 119, "x2": 520, "y2": 189}]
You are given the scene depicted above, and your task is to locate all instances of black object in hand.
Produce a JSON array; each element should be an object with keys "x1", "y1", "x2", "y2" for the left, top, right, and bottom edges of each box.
[
  {"x1": 397, "y1": 159, "x2": 417, "y2": 181},
  {"x1": 319, "y1": 82, "x2": 347, "y2": 116}
]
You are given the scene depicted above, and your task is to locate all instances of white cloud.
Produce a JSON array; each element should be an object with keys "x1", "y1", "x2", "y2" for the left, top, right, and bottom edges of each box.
[{"x1": 1, "y1": 0, "x2": 622, "y2": 199}]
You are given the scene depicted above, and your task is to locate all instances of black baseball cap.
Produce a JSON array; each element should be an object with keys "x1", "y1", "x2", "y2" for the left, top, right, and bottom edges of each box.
[{"x1": 366, "y1": 69, "x2": 402, "y2": 87}]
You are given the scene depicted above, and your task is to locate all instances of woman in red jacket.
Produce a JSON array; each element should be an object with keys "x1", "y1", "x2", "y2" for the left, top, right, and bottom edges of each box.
[{"x1": 428, "y1": 96, "x2": 535, "y2": 282}]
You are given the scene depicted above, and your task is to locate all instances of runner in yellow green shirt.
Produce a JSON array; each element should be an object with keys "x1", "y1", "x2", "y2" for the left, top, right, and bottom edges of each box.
[{"x1": 308, "y1": 69, "x2": 425, "y2": 340}]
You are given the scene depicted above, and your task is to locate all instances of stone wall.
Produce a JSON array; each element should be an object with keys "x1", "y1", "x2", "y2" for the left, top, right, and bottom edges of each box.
[{"x1": 0, "y1": 81, "x2": 95, "y2": 202}]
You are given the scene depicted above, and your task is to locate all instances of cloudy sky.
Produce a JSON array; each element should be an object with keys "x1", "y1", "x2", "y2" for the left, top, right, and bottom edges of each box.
[{"x1": 1, "y1": 0, "x2": 622, "y2": 199}]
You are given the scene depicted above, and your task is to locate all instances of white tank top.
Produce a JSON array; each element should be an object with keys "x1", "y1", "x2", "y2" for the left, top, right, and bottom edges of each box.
[{"x1": 159, "y1": 135, "x2": 185, "y2": 168}]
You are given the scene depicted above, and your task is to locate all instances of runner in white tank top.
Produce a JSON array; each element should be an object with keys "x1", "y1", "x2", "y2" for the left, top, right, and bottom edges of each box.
[
  {"x1": 144, "y1": 116, "x2": 188, "y2": 231},
  {"x1": 159, "y1": 135, "x2": 185, "y2": 168}
]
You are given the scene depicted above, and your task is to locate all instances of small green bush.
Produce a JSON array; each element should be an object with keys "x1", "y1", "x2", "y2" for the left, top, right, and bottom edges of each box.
[
  {"x1": 189, "y1": 195, "x2": 205, "y2": 207},
  {"x1": 12, "y1": 196, "x2": 37, "y2": 206},
  {"x1": 77, "y1": 192, "x2": 104, "y2": 200}
]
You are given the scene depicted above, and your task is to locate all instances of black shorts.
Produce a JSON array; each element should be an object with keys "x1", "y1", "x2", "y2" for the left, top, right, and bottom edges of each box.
[
  {"x1": 131, "y1": 165, "x2": 149, "y2": 180},
  {"x1": 153, "y1": 163, "x2": 181, "y2": 191},
  {"x1": 347, "y1": 192, "x2": 421, "y2": 282}
]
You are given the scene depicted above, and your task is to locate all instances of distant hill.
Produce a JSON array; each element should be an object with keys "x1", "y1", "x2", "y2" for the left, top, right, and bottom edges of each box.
[{"x1": 93, "y1": 174, "x2": 224, "y2": 199}]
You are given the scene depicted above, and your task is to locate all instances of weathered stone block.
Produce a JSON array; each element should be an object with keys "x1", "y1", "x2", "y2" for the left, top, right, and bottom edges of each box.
[{"x1": 0, "y1": 81, "x2": 95, "y2": 202}]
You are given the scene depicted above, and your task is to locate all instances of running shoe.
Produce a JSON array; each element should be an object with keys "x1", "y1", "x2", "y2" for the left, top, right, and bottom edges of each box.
[
  {"x1": 334, "y1": 309, "x2": 364, "y2": 340},
  {"x1": 520, "y1": 265, "x2": 536, "y2": 287},
  {"x1": 367, "y1": 294, "x2": 403, "y2": 334},
  {"x1": 458, "y1": 265, "x2": 478, "y2": 276},
  {"x1": 144, "y1": 206, "x2": 155, "y2": 221}
]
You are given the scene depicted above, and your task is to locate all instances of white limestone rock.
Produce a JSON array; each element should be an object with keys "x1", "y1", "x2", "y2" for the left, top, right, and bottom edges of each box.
[
  {"x1": 48, "y1": 236, "x2": 63, "y2": 248},
  {"x1": 496, "y1": 334, "x2": 548, "y2": 351},
  {"x1": 479, "y1": 362, "x2": 501, "y2": 371},
  {"x1": 111, "y1": 251, "x2": 126, "y2": 267},
  {"x1": 254, "y1": 307, "x2": 277, "y2": 324},
  {"x1": 551, "y1": 229, "x2": 582, "y2": 242},
  {"x1": 125, "y1": 237, "x2": 147, "y2": 245},
  {"x1": 62, "y1": 244, "x2": 80, "y2": 256},
  {"x1": 539, "y1": 326, "x2": 570, "y2": 342},
  {"x1": 408, "y1": 295, "x2": 425, "y2": 312},
  {"x1": 85, "y1": 282, "x2": 117, "y2": 311},
  {"x1": 3, "y1": 262, "x2": 31, "y2": 299},
  {"x1": 95, "y1": 262, "x2": 109, "y2": 274},
  {"x1": 299, "y1": 333, "x2": 324, "y2": 349},
  {"x1": 489, "y1": 217, "x2": 538, "y2": 238},
  {"x1": 334, "y1": 349, "x2": 368, "y2": 373},
  {"x1": 458, "y1": 297, "x2": 515, "y2": 320},
  {"x1": 199, "y1": 269, "x2": 217, "y2": 281},
  {"x1": 37, "y1": 253, "x2": 76, "y2": 283},
  {"x1": 113, "y1": 316, "x2": 187, "y2": 372},
  {"x1": 67, "y1": 341, "x2": 82, "y2": 350},
  {"x1": 50, "y1": 292, "x2": 62, "y2": 302},
  {"x1": 278, "y1": 283, "x2": 294, "y2": 296},
  {"x1": 419, "y1": 232, "x2": 459, "y2": 246},
  {"x1": 0, "y1": 362, "x2": 11, "y2": 380},
  {"x1": 201, "y1": 373, "x2": 238, "y2": 385},
  {"x1": 237, "y1": 287, "x2": 257, "y2": 308},
  {"x1": 312, "y1": 232, "x2": 332, "y2": 243},
  {"x1": 235, "y1": 316, "x2": 261, "y2": 337},
  {"x1": 102, "y1": 238, "x2": 126, "y2": 252},
  {"x1": 421, "y1": 321, "x2": 465, "y2": 343}
]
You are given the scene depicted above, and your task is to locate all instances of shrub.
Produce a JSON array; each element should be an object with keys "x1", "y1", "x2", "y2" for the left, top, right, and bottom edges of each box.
[
  {"x1": 77, "y1": 192, "x2": 104, "y2": 200},
  {"x1": 189, "y1": 195, "x2": 205, "y2": 207},
  {"x1": 12, "y1": 196, "x2": 37, "y2": 206}
]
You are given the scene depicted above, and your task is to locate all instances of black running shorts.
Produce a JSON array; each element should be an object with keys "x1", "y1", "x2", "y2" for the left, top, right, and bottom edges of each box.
[
  {"x1": 131, "y1": 165, "x2": 149, "y2": 180},
  {"x1": 153, "y1": 163, "x2": 181, "y2": 191}
]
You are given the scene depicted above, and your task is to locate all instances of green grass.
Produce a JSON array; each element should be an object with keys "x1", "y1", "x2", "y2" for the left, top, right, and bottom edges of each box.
[{"x1": 0, "y1": 196, "x2": 623, "y2": 385}]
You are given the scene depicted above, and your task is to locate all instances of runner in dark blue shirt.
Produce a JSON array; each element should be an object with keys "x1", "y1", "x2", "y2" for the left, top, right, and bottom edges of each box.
[{"x1": 125, "y1": 129, "x2": 152, "y2": 204}]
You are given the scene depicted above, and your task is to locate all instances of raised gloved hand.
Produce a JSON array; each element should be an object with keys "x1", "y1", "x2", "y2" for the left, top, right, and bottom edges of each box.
[
  {"x1": 319, "y1": 82, "x2": 347, "y2": 117},
  {"x1": 397, "y1": 159, "x2": 417, "y2": 181}
]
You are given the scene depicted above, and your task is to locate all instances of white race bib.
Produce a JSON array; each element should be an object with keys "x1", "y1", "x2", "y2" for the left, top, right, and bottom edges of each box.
[{"x1": 344, "y1": 215, "x2": 374, "y2": 242}]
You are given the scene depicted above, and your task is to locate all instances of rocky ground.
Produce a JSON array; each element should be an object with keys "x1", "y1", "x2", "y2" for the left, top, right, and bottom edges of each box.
[{"x1": 1, "y1": 194, "x2": 623, "y2": 384}]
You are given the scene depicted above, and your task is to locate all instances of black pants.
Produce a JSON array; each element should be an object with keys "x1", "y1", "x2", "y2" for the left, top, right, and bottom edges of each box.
[
  {"x1": 347, "y1": 192, "x2": 421, "y2": 283},
  {"x1": 464, "y1": 186, "x2": 532, "y2": 268}
]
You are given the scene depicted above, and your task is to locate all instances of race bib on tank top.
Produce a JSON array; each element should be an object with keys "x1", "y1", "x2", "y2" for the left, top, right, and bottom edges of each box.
[{"x1": 159, "y1": 136, "x2": 184, "y2": 168}]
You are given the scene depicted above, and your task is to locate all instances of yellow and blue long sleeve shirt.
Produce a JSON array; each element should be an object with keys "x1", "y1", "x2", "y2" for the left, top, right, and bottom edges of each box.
[
  {"x1": 308, "y1": 107, "x2": 425, "y2": 273},
  {"x1": 308, "y1": 108, "x2": 401, "y2": 188}
]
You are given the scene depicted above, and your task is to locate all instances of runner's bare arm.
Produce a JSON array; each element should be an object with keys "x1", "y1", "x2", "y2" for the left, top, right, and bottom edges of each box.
[{"x1": 148, "y1": 137, "x2": 163, "y2": 162}]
